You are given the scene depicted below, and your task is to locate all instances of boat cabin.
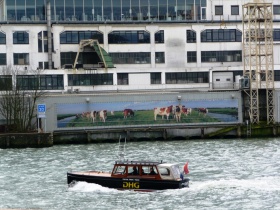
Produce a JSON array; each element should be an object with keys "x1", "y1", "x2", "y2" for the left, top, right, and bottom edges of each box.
[{"x1": 111, "y1": 160, "x2": 182, "y2": 180}]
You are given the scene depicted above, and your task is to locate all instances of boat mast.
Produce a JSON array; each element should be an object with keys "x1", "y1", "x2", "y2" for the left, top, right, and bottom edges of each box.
[{"x1": 117, "y1": 135, "x2": 126, "y2": 161}]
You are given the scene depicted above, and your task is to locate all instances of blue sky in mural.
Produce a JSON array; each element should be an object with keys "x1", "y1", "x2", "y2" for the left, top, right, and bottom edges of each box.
[{"x1": 57, "y1": 99, "x2": 238, "y2": 114}]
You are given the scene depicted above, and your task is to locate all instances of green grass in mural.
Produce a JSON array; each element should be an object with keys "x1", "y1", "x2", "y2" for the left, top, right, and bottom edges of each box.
[
  {"x1": 57, "y1": 114, "x2": 75, "y2": 121},
  {"x1": 207, "y1": 108, "x2": 238, "y2": 116},
  {"x1": 61, "y1": 109, "x2": 220, "y2": 128}
]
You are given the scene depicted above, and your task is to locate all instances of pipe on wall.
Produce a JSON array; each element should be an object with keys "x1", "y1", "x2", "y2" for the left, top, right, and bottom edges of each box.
[{"x1": 47, "y1": 0, "x2": 52, "y2": 69}]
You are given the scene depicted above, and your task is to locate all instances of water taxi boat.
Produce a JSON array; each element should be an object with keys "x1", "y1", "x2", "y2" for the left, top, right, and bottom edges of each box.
[{"x1": 67, "y1": 160, "x2": 189, "y2": 191}]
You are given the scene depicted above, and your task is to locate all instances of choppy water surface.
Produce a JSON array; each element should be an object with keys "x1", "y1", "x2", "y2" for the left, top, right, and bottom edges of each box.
[{"x1": 0, "y1": 138, "x2": 280, "y2": 210}]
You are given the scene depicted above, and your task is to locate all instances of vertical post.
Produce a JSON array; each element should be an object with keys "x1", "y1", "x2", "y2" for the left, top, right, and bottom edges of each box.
[
  {"x1": 47, "y1": 0, "x2": 52, "y2": 69},
  {"x1": 44, "y1": 118, "x2": 46, "y2": 133},
  {"x1": 201, "y1": 128, "x2": 204, "y2": 139},
  {"x1": 37, "y1": 118, "x2": 40, "y2": 133}
]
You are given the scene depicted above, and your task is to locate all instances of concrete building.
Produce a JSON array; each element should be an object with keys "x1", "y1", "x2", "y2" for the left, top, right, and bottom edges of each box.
[{"x1": 0, "y1": 0, "x2": 280, "y2": 134}]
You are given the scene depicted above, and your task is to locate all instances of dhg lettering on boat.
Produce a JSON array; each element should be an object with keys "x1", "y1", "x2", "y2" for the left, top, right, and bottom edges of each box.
[{"x1": 123, "y1": 182, "x2": 140, "y2": 189}]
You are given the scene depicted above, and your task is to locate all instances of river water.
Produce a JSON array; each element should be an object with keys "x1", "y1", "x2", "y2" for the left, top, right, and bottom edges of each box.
[{"x1": 0, "y1": 138, "x2": 280, "y2": 210}]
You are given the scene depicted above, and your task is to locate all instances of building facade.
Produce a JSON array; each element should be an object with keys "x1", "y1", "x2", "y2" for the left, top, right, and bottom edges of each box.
[
  {"x1": 1, "y1": 0, "x2": 280, "y2": 132},
  {"x1": 0, "y1": 0, "x2": 279, "y2": 93}
]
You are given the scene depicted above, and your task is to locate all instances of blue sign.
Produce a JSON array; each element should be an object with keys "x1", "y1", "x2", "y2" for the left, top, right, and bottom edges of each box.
[{"x1": 38, "y1": 104, "x2": 46, "y2": 113}]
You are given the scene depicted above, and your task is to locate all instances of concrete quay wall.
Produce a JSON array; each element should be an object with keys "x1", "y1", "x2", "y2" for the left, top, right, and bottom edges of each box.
[
  {"x1": 0, "y1": 123, "x2": 279, "y2": 148},
  {"x1": 0, "y1": 133, "x2": 53, "y2": 149},
  {"x1": 52, "y1": 124, "x2": 272, "y2": 144}
]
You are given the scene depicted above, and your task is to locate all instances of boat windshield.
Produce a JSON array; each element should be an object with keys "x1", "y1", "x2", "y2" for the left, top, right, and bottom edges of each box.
[
  {"x1": 170, "y1": 165, "x2": 181, "y2": 179},
  {"x1": 112, "y1": 165, "x2": 126, "y2": 175}
]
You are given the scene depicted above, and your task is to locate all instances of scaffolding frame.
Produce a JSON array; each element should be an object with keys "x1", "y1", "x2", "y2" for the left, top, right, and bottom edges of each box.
[{"x1": 242, "y1": 2, "x2": 274, "y2": 124}]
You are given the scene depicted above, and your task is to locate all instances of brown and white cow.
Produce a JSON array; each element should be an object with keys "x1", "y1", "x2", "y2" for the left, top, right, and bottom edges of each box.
[
  {"x1": 174, "y1": 105, "x2": 184, "y2": 122},
  {"x1": 198, "y1": 108, "x2": 208, "y2": 116},
  {"x1": 82, "y1": 112, "x2": 91, "y2": 120},
  {"x1": 99, "y1": 110, "x2": 107, "y2": 122},
  {"x1": 154, "y1": 105, "x2": 173, "y2": 120},
  {"x1": 182, "y1": 107, "x2": 192, "y2": 116},
  {"x1": 90, "y1": 111, "x2": 98, "y2": 123},
  {"x1": 123, "y1": 109, "x2": 134, "y2": 119}
]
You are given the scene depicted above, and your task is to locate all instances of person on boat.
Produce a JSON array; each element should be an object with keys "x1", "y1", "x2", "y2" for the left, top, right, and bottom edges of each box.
[
  {"x1": 149, "y1": 167, "x2": 157, "y2": 175},
  {"x1": 131, "y1": 166, "x2": 139, "y2": 175}
]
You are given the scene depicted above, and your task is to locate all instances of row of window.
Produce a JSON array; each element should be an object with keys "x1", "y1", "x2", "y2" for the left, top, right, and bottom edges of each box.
[
  {"x1": 215, "y1": 5, "x2": 239, "y2": 16},
  {"x1": 60, "y1": 50, "x2": 242, "y2": 66},
  {"x1": 215, "y1": 5, "x2": 280, "y2": 16},
  {"x1": 60, "y1": 31, "x2": 104, "y2": 44},
  {"x1": 6, "y1": 0, "x2": 206, "y2": 22},
  {"x1": 5, "y1": 70, "x2": 280, "y2": 90},
  {"x1": 0, "y1": 50, "x2": 243, "y2": 66},
  {"x1": 2, "y1": 29, "x2": 280, "y2": 47},
  {"x1": 69, "y1": 72, "x2": 210, "y2": 86},
  {"x1": 0, "y1": 72, "x2": 209, "y2": 90},
  {"x1": 0, "y1": 75, "x2": 64, "y2": 90},
  {"x1": 201, "y1": 51, "x2": 242, "y2": 63},
  {"x1": 187, "y1": 51, "x2": 242, "y2": 63}
]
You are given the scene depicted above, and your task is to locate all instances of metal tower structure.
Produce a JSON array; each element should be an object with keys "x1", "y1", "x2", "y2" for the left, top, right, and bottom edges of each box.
[{"x1": 242, "y1": 2, "x2": 274, "y2": 124}]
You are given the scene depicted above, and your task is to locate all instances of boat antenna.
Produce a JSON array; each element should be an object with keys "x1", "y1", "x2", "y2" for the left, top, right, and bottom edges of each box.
[{"x1": 117, "y1": 135, "x2": 126, "y2": 161}]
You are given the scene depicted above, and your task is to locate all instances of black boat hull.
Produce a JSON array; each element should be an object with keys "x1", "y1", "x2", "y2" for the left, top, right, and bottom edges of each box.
[{"x1": 67, "y1": 172, "x2": 189, "y2": 190}]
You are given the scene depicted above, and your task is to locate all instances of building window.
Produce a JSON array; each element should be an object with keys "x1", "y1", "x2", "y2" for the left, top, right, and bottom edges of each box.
[
  {"x1": 275, "y1": 70, "x2": 280, "y2": 81},
  {"x1": 39, "y1": 75, "x2": 64, "y2": 90},
  {"x1": 60, "y1": 31, "x2": 103, "y2": 44},
  {"x1": 117, "y1": 73, "x2": 128, "y2": 85},
  {"x1": 233, "y1": 71, "x2": 243, "y2": 82},
  {"x1": 13, "y1": 31, "x2": 29, "y2": 44},
  {"x1": 110, "y1": 52, "x2": 151, "y2": 64},
  {"x1": 0, "y1": 32, "x2": 6, "y2": 44},
  {"x1": 273, "y1": 29, "x2": 280, "y2": 41},
  {"x1": 151, "y1": 73, "x2": 161, "y2": 84},
  {"x1": 14, "y1": 53, "x2": 29, "y2": 65},
  {"x1": 155, "y1": 52, "x2": 165, "y2": 63},
  {"x1": 16, "y1": 75, "x2": 64, "y2": 90},
  {"x1": 231, "y1": 5, "x2": 239, "y2": 15},
  {"x1": 155, "y1": 30, "x2": 164, "y2": 43},
  {"x1": 16, "y1": 75, "x2": 38, "y2": 90},
  {"x1": 215, "y1": 6, "x2": 223, "y2": 15},
  {"x1": 60, "y1": 52, "x2": 76, "y2": 67},
  {"x1": 0, "y1": 53, "x2": 6, "y2": 65},
  {"x1": 201, "y1": 51, "x2": 242, "y2": 62},
  {"x1": 187, "y1": 30, "x2": 196, "y2": 43},
  {"x1": 273, "y1": 5, "x2": 280, "y2": 15},
  {"x1": 38, "y1": 31, "x2": 53, "y2": 52},
  {"x1": 187, "y1": 51, "x2": 197, "y2": 63},
  {"x1": 166, "y1": 72, "x2": 209, "y2": 84},
  {"x1": 108, "y1": 31, "x2": 150, "y2": 44},
  {"x1": 39, "y1": 61, "x2": 54, "y2": 70},
  {"x1": 68, "y1": 74, "x2": 113, "y2": 86},
  {"x1": 0, "y1": 75, "x2": 12, "y2": 90},
  {"x1": 201, "y1": 29, "x2": 242, "y2": 42}
]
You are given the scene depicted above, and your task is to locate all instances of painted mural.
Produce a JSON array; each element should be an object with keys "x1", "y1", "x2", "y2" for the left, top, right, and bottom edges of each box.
[{"x1": 56, "y1": 99, "x2": 239, "y2": 128}]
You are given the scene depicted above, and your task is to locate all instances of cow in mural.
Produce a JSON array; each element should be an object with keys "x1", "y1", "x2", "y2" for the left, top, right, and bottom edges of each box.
[
  {"x1": 99, "y1": 110, "x2": 107, "y2": 122},
  {"x1": 174, "y1": 105, "x2": 184, "y2": 122},
  {"x1": 82, "y1": 112, "x2": 91, "y2": 120},
  {"x1": 182, "y1": 107, "x2": 192, "y2": 116},
  {"x1": 123, "y1": 109, "x2": 134, "y2": 119},
  {"x1": 154, "y1": 105, "x2": 173, "y2": 120},
  {"x1": 198, "y1": 108, "x2": 208, "y2": 116},
  {"x1": 90, "y1": 111, "x2": 98, "y2": 123}
]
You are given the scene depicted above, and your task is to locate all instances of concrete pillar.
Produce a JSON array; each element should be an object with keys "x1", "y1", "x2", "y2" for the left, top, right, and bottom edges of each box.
[
  {"x1": 126, "y1": 130, "x2": 131, "y2": 141},
  {"x1": 273, "y1": 125, "x2": 277, "y2": 136},
  {"x1": 237, "y1": 125, "x2": 241, "y2": 137},
  {"x1": 163, "y1": 129, "x2": 167, "y2": 140},
  {"x1": 201, "y1": 128, "x2": 204, "y2": 139},
  {"x1": 87, "y1": 131, "x2": 91, "y2": 143}
]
